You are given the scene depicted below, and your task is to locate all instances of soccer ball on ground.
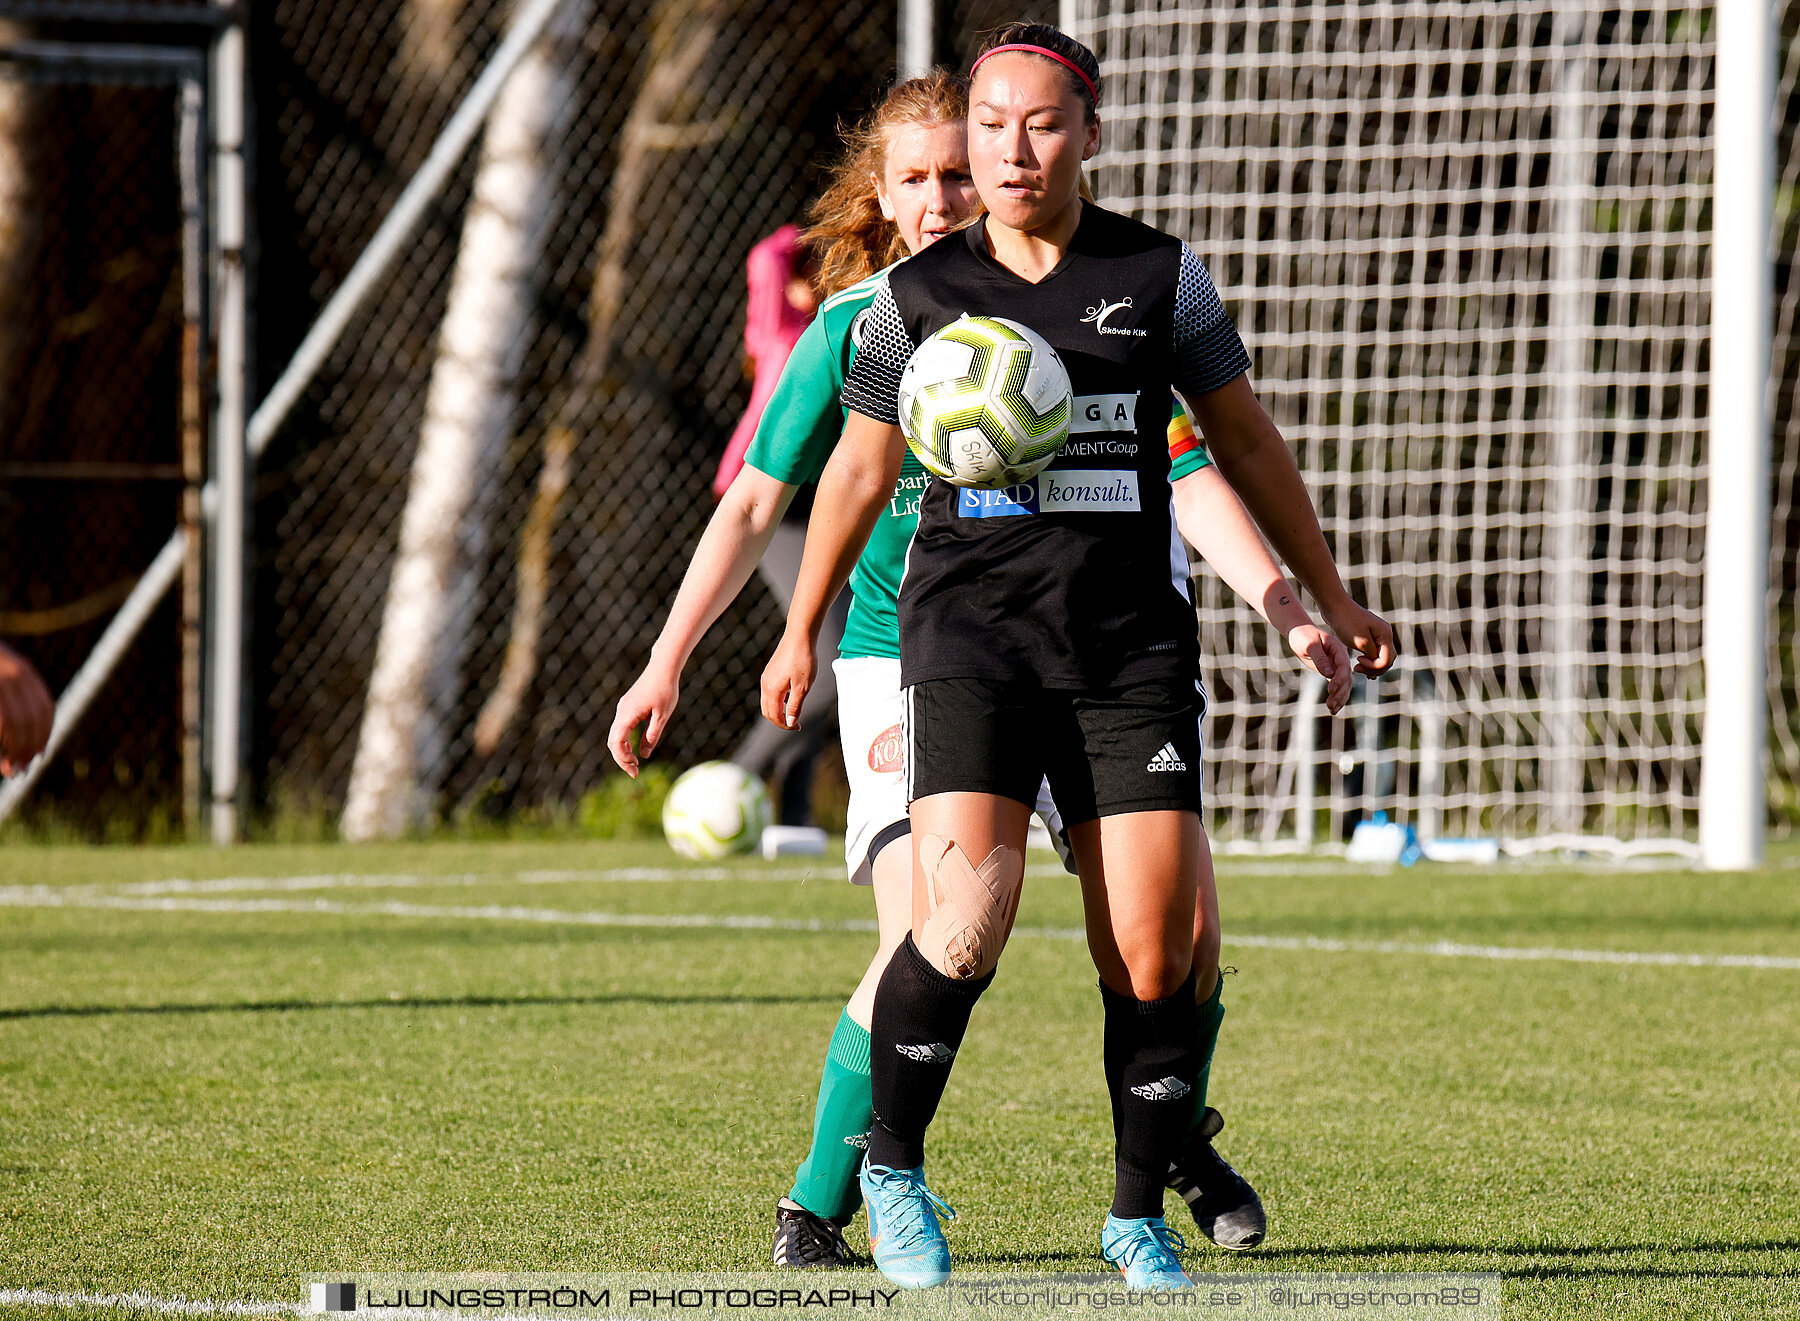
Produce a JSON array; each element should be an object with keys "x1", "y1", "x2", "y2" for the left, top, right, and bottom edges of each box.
[
  {"x1": 898, "y1": 315, "x2": 1072, "y2": 488},
  {"x1": 661, "y1": 761, "x2": 771, "y2": 860}
]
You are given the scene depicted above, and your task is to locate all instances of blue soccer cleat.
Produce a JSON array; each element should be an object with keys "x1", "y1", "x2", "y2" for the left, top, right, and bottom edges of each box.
[
  {"x1": 859, "y1": 1159, "x2": 957, "y2": 1288},
  {"x1": 1101, "y1": 1213, "x2": 1193, "y2": 1291}
]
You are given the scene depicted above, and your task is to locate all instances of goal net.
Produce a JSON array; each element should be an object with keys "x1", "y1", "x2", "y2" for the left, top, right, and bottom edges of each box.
[{"x1": 1071, "y1": 0, "x2": 1716, "y2": 851}]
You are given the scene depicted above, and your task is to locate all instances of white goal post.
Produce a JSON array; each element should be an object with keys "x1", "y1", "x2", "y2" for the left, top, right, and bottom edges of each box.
[{"x1": 1062, "y1": 0, "x2": 1771, "y2": 862}]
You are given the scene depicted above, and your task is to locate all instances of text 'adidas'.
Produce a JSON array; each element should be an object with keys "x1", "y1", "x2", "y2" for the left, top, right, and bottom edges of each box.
[
  {"x1": 896, "y1": 1042, "x2": 956, "y2": 1063},
  {"x1": 1129, "y1": 1076, "x2": 1193, "y2": 1101},
  {"x1": 1146, "y1": 742, "x2": 1186, "y2": 772}
]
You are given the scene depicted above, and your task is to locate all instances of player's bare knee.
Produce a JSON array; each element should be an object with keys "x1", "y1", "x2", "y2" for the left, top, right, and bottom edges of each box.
[
  {"x1": 914, "y1": 834, "x2": 1024, "y2": 981},
  {"x1": 1121, "y1": 949, "x2": 1194, "y2": 1002}
]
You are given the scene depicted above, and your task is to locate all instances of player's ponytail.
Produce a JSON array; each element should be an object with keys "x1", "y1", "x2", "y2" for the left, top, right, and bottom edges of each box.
[{"x1": 804, "y1": 70, "x2": 970, "y2": 299}]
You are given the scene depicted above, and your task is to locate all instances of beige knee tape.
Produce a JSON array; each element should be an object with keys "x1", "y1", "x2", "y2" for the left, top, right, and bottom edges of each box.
[{"x1": 916, "y1": 835, "x2": 1025, "y2": 980}]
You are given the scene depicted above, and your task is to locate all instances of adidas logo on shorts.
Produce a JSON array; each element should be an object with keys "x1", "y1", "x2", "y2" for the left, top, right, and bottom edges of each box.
[
  {"x1": 1146, "y1": 741, "x2": 1186, "y2": 772},
  {"x1": 1129, "y1": 1076, "x2": 1193, "y2": 1101},
  {"x1": 896, "y1": 1041, "x2": 957, "y2": 1063}
]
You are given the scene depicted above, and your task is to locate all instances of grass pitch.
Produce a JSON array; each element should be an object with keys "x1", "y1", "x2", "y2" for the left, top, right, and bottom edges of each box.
[{"x1": 2, "y1": 839, "x2": 1798, "y2": 1319}]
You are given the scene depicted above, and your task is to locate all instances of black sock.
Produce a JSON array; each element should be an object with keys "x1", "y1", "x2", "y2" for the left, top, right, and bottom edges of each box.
[
  {"x1": 867, "y1": 933, "x2": 994, "y2": 1170},
  {"x1": 1101, "y1": 969, "x2": 1200, "y2": 1220}
]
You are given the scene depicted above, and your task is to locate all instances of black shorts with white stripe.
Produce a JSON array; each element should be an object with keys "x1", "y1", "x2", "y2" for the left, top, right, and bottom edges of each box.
[{"x1": 901, "y1": 676, "x2": 1204, "y2": 825}]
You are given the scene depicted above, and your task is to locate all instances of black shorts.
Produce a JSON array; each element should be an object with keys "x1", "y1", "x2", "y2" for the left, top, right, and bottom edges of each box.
[{"x1": 902, "y1": 676, "x2": 1205, "y2": 825}]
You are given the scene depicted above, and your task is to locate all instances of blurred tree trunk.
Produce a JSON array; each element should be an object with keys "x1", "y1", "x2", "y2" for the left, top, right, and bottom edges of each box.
[
  {"x1": 341, "y1": 0, "x2": 586, "y2": 840},
  {"x1": 471, "y1": 0, "x2": 730, "y2": 756}
]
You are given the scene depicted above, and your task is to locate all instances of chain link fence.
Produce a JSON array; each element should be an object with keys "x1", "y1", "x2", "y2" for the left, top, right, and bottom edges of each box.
[
  {"x1": 4, "y1": 1, "x2": 1800, "y2": 840},
  {"x1": 252, "y1": 0, "x2": 899, "y2": 825},
  {"x1": 0, "y1": 33, "x2": 200, "y2": 838}
]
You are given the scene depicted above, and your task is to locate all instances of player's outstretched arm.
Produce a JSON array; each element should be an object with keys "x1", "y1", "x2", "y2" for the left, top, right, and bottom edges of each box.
[
  {"x1": 1172, "y1": 466, "x2": 1352, "y2": 713},
  {"x1": 760, "y1": 412, "x2": 905, "y2": 731},
  {"x1": 0, "y1": 641, "x2": 53, "y2": 776},
  {"x1": 608, "y1": 467, "x2": 796, "y2": 777},
  {"x1": 1183, "y1": 375, "x2": 1399, "y2": 678}
]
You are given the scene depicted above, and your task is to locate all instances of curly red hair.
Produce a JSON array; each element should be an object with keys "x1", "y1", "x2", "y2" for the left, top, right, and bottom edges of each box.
[{"x1": 804, "y1": 71, "x2": 970, "y2": 299}]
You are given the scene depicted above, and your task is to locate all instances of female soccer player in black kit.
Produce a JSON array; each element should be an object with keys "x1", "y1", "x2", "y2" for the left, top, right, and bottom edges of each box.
[{"x1": 763, "y1": 25, "x2": 1396, "y2": 1290}]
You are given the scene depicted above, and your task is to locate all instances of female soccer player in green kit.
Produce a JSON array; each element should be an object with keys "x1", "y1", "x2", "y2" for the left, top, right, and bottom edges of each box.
[
  {"x1": 611, "y1": 68, "x2": 1362, "y2": 1274},
  {"x1": 760, "y1": 27, "x2": 1395, "y2": 1290}
]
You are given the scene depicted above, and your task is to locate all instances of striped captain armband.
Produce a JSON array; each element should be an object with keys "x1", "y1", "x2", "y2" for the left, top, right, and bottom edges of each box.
[{"x1": 1167, "y1": 394, "x2": 1206, "y2": 467}]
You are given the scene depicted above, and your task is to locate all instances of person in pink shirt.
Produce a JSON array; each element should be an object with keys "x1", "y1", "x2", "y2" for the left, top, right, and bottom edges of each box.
[
  {"x1": 717, "y1": 225, "x2": 848, "y2": 827},
  {"x1": 714, "y1": 224, "x2": 820, "y2": 497}
]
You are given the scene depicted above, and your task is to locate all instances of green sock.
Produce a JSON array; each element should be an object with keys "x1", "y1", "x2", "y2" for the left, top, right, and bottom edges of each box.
[
  {"x1": 787, "y1": 1011, "x2": 874, "y2": 1223},
  {"x1": 1185, "y1": 973, "x2": 1225, "y2": 1140}
]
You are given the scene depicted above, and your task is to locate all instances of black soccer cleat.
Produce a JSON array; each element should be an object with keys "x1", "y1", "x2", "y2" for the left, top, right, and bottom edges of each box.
[
  {"x1": 1166, "y1": 1107, "x2": 1267, "y2": 1251},
  {"x1": 772, "y1": 1198, "x2": 857, "y2": 1269}
]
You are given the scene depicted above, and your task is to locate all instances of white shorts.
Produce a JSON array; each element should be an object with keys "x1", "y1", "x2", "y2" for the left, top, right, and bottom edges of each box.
[
  {"x1": 837, "y1": 656, "x2": 1068, "y2": 885},
  {"x1": 836, "y1": 656, "x2": 909, "y2": 885}
]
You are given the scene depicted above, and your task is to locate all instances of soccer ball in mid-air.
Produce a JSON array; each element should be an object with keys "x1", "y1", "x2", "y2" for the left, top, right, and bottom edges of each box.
[
  {"x1": 661, "y1": 761, "x2": 770, "y2": 860},
  {"x1": 898, "y1": 315, "x2": 1072, "y2": 487}
]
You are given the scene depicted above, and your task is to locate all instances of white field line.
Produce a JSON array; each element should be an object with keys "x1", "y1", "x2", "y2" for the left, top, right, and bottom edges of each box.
[
  {"x1": 0, "y1": 1288, "x2": 307, "y2": 1317},
  {"x1": 0, "y1": 865, "x2": 1077, "y2": 906},
  {"x1": 2, "y1": 888, "x2": 1798, "y2": 971},
  {"x1": 0, "y1": 867, "x2": 830, "y2": 901},
  {"x1": 0, "y1": 890, "x2": 883, "y2": 933},
  {"x1": 0, "y1": 849, "x2": 1713, "y2": 902},
  {"x1": 1220, "y1": 932, "x2": 1800, "y2": 969}
]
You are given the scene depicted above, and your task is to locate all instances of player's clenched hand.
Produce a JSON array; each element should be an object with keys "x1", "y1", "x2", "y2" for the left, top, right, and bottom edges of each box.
[
  {"x1": 1321, "y1": 597, "x2": 1399, "y2": 679},
  {"x1": 608, "y1": 665, "x2": 680, "y2": 778},
  {"x1": 0, "y1": 642, "x2": 53, "y2": 777},
  {"x1": 1286, "y1": 624, "x2": 1353, "y2": 714},
  {"x1": 760, "y1": 630, "x2": 814, "y2": 731}
]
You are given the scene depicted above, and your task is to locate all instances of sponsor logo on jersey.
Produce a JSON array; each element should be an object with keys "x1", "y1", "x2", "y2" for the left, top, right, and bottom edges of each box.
[
  {"x1": 897, "y1": 1041, "x2": 956, "y2": 1063},
  {"x1": 1129, "y1": 1076, "x2": 1192, "y2": 1101},
  {"x1": 958, "y1": 470, "x2": 1142, "y2": 518},
  {"x1": 1068, "y1": 392, "x2": 1139, "y2": 434},
  {"x1": 850, "y1": 307, "x2": 872, "y2": 348},
  {"x1": 886, "y1": 470, "x2": 929, "y2": 519},
  {"x1": 868, "y1": 723, "x2": 905, "y2": 774},
  {"x1": 1080, "y1": 296, "x2": 1148, "y2": 337},
  {"x1": 1146, "y1": 741, "x2": 1187, "y2": 772}
]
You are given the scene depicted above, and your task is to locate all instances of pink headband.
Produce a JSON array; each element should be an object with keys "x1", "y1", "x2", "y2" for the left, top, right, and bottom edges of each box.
[{"x1": 970, "y1": 43, "x2": 1099, "y2": 109}]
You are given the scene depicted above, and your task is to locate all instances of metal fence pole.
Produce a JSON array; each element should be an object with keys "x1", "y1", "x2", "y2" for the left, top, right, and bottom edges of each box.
[
  {"x1": 179, "y1": 74, "x2": 208, "y2": 832},
  {"x1": 898, "y1": 0, "x2": 931, "y2": 81},
  {"x1": 207, "y1": 8, "x2": 248, "y2": 843},
  {"x1": 1701, "y1": 0, "x2": 1774, "y2": 870}
]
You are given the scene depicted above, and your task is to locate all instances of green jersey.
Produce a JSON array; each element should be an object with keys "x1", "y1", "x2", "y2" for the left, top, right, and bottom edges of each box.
[{"x1": 742, "y1": 268, "x2": 1215, "y2": 661}]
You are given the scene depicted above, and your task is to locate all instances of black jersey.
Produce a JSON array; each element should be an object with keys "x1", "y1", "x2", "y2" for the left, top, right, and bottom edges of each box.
[{"x1": 841, "y1": 203, "x2": 1251, "y2": 690}]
